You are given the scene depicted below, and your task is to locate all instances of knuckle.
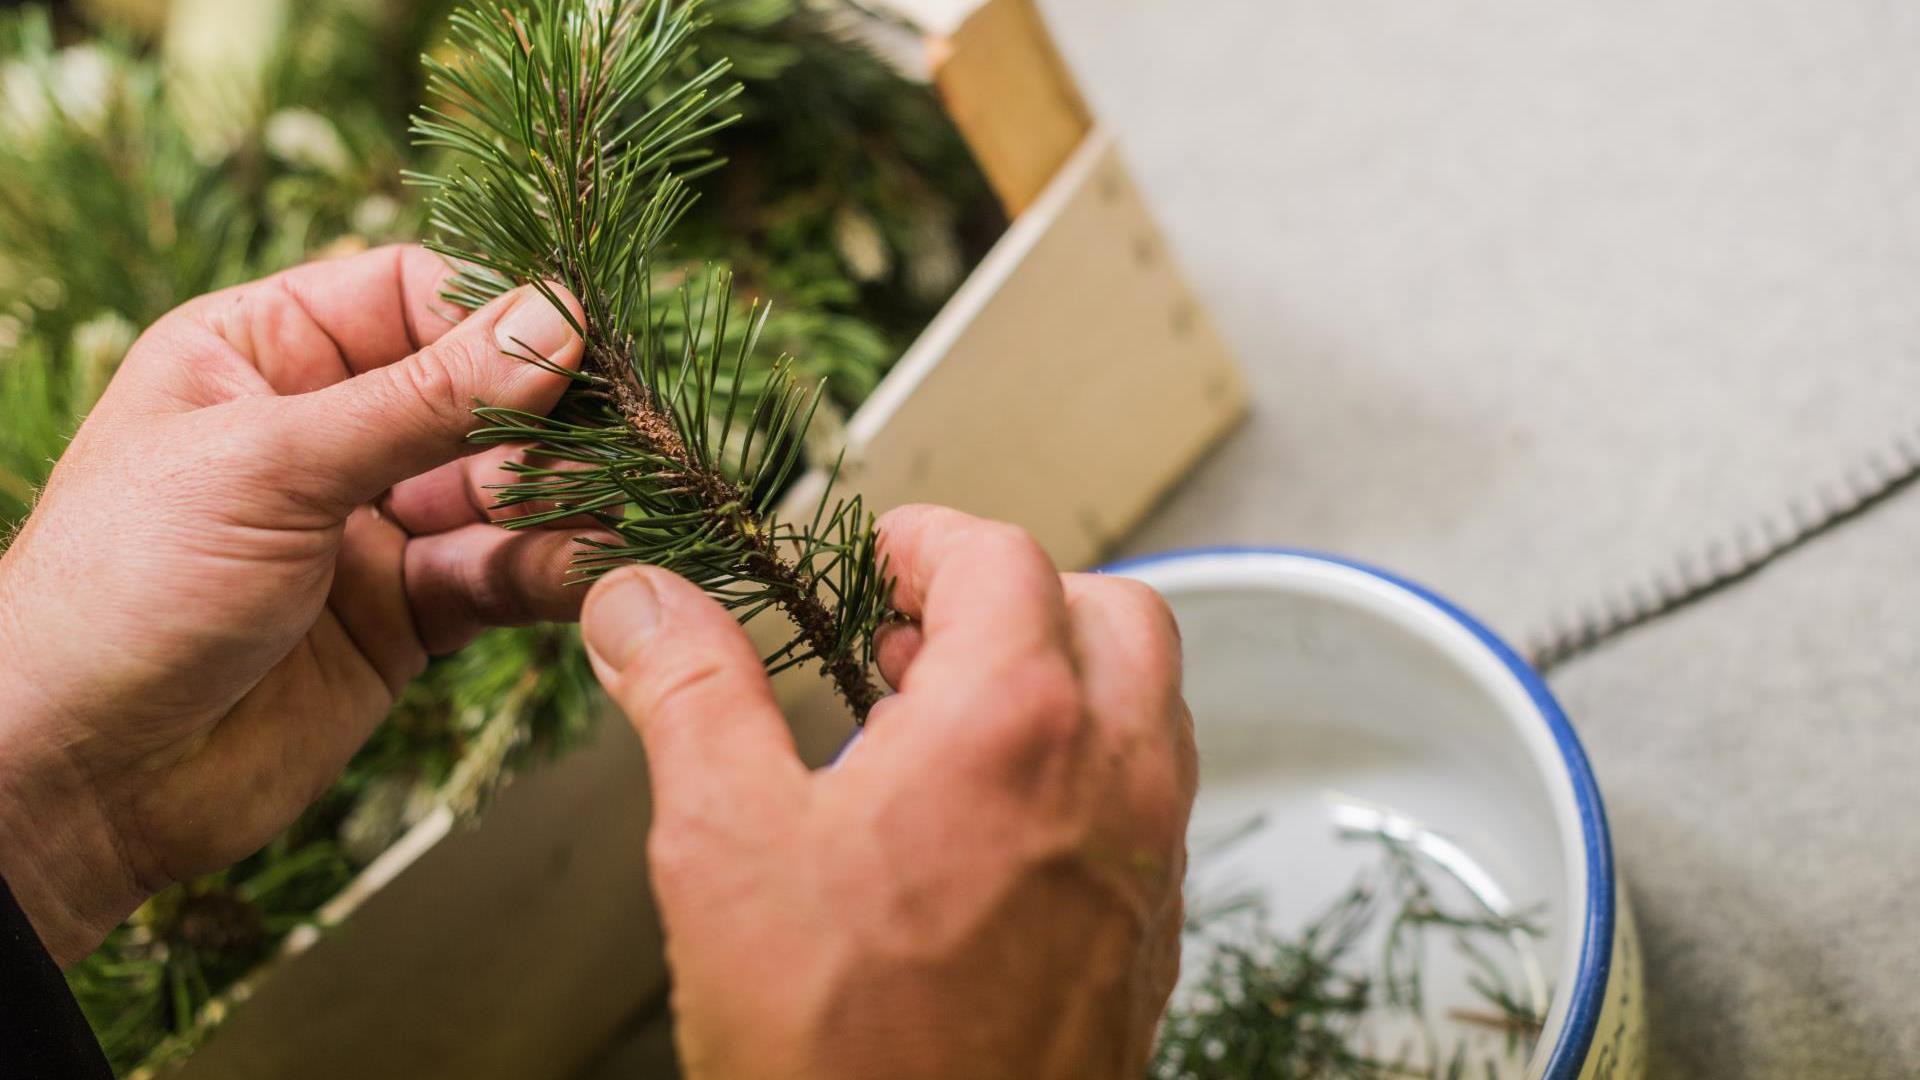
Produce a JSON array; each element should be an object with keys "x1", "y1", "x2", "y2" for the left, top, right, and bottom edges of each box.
[
  {"x1": 974, "y1": 520, "x2": 1048, "y2": 564},
  {"x1": 646, "y1": 792, "x2": 754, "y2": 891},
  {"x1": 1084, "y1": 578, "x2": 1184, "y2": 694},
  {"x1": 1108, "y1": 578, "x2": 1181, "y2": 652},
  {"x1": 472, "y1": 541, "x2": 535, "y2": 623},
  {"x1": 394, "y1": 343, "x2": 476, "y2": 427},
  {"x1": 428, "y1": 551, "x2": 518, "y2": 647},
  {"x1": 1102, "y1": 741, "x2": 1190, "y2": 873},
  {"x1": 1173, "y1": 701, "x2": 1198, "y2": 786},
  {"x1": 1130, "y1": 756, "x2": 1189, "y2": 846},
  {"x1": 645, "y1": 818, "x2": 702, "y2": 883},
  {"x1": 1004, "y1": 658, "x2": 1086, "y2": 745},
  {"x1": 638, "y1": 655, "x2": 732, "y2": 725},
  {"x1": 381, "y1": 241, "x2": 432, "y2": 265},
  {"x1": 1115, "y1": 577, "x2": 1177, "y2": 629}
]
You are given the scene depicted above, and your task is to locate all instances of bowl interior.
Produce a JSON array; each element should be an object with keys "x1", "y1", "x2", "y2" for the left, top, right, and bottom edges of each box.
[{"x1": 1116, "y1": 551, "x2": 1591, "y2": 1075}]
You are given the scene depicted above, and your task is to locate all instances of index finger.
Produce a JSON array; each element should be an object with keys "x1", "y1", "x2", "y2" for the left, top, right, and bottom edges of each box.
[{"x1": 872, "y1": 504, "x2": 1076, "y2": 716}]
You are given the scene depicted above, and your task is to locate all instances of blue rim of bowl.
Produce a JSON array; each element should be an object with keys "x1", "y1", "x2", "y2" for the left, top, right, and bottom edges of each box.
[{"x1": 1100, "y1": 546, "x2": 1615, "y2": 1079}]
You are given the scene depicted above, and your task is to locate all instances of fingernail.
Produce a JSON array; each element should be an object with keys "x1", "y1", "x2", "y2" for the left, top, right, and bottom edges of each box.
[
  {"x1": 584, "y1": 571, "x2": 661, "y2": 669},
  {"x1": 494, "y1": 287, "x2": 580, "y2": 360}
]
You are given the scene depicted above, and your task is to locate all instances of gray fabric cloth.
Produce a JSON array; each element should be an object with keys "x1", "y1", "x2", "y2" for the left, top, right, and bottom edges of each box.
[
  {"x1": 1549, "y1": 490, "x2": 1920, "y2": 1079},
  {"x1": 1037, "y1": 1, "x2": 1920, "y2": 1075},
  {"x1": 1043, "y1": 0, "x2": 1920, "y2": 642}
]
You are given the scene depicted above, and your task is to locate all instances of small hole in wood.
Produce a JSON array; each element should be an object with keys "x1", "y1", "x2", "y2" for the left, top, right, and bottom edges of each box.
[
  {"x1": 1169, "y1": 299, "x2": 1196, "y2": 338},
  {"x1": 1078, "y1": 507, "x2": 1107, "y2": 545}
]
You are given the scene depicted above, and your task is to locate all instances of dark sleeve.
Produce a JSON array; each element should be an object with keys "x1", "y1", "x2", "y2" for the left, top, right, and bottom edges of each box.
[{"x1": 1, "y1": 873, "x2": 114, "y2": 1079}]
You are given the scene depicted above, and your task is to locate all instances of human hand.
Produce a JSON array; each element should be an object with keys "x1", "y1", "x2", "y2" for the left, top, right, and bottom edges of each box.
[
  {"x1": 582, "y1": 504, "x2": 1196, "y2": 1080},
  {"x1": 0, "y1": 245, "x2": 593, "y2": 966}
]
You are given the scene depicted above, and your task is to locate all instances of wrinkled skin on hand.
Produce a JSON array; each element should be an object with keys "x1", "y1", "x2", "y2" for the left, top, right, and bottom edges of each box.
[
  {"x1": 583, "y1": 504, "x2": 1197, "y2": 1080},
  {"x1": 0, "y1": 242, "x2": 1197, "y2": 1080},
  {"x1": 0, "y1": 246, "x2": 597, "y2": 965}
]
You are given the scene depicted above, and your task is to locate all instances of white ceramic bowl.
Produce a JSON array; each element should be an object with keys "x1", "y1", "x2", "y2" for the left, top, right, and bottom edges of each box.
[{"x1": 1107, "y1": 548, "x2": 1645, "y2": 1079}]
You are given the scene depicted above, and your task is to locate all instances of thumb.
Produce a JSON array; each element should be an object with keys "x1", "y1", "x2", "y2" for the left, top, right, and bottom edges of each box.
[
  {"x1": 583, "y1": 566, "x2": 805, "y2": 815},
  {"x1": 274, "y1": 284, "x2": 585, "y2": 512}
]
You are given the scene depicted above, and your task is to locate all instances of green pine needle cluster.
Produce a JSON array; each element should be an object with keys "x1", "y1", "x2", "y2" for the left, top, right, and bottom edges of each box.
[
  {"x1": 1153, "y1": 832, "x2": 1548, "y2": 1080},
  {"x1": 1155, "y1": 882, "x2": 1381, "y2": 1079},
  {"x1": 3, "y1": 0, "x2": 990, "y2": 1071},
  {"x1": 413, "y1": 0, "x2": 891, "y2": 717}
]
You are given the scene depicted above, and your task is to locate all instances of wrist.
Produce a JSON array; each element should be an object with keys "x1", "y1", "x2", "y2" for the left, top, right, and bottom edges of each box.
[
  {"x1": 0, "y1": 592, "x2": 145, "y2": 967},
  {"x1": 0, "y1": 720, "x2": 142, "y2": 968}
]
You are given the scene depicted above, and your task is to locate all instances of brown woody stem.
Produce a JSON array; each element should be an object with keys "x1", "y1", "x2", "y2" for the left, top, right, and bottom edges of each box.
[{"x1": 598, "y1": 348, "x2": 883, "y2": 722}]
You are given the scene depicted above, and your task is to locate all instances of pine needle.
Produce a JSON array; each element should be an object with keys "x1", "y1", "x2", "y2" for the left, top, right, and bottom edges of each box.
[
  {"x1": 11, "y1": 1, "x2": 992, "y2": 1069},
  {"x1": 411, "y1": 0, "x2": 891, "y2": 718},
  {"x1": 1155, "y1": 832, "x2": 1549, "y2": 1080}
]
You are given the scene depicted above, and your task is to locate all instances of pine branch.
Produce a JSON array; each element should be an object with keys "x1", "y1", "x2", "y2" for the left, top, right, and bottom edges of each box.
[{"x1": 410, "y1": 0, "x2": 889, "y2": 719}]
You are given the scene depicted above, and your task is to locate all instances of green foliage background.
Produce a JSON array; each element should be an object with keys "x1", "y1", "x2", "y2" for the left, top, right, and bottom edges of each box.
[{"x1": 0, "y1": 1, "x2": 993, "y2": 1071}]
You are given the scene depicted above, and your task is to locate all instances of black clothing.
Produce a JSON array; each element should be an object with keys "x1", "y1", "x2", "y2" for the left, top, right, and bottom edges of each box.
[{"x1": 1, "y1": 874, "x2": 112, "y2": 1079}]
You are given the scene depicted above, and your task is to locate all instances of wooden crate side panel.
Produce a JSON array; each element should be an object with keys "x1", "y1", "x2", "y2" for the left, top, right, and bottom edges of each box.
[
  {"x1": 829, "y1": 130, "x2": 1247, "y2": 572},
  {"x1": 171, "y1": 720, "x2": 664, "y2": 1080},
  {"x1": 930, "y1": 0, "x2": 1092, "y2": 214}
]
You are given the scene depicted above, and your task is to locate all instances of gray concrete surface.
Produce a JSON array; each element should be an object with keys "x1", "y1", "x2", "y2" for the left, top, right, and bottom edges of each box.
[{"x1": 1036, "y1": 1, "x2": 1920, "y2": 1075}]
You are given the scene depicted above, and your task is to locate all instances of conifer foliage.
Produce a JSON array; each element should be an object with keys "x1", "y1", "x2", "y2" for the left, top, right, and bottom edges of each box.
[
  {"x1": 5, "y1": 0, "x2": 986, "y2": 1067},
  {"x1": 413, "y1": 0, "x2": 891, "y2": 717}
]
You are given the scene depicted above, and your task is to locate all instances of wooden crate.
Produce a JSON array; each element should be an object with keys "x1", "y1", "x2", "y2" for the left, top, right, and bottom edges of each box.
[{"x1": 155, "y1": 3, "x2": 1243, "y2": 1077}]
